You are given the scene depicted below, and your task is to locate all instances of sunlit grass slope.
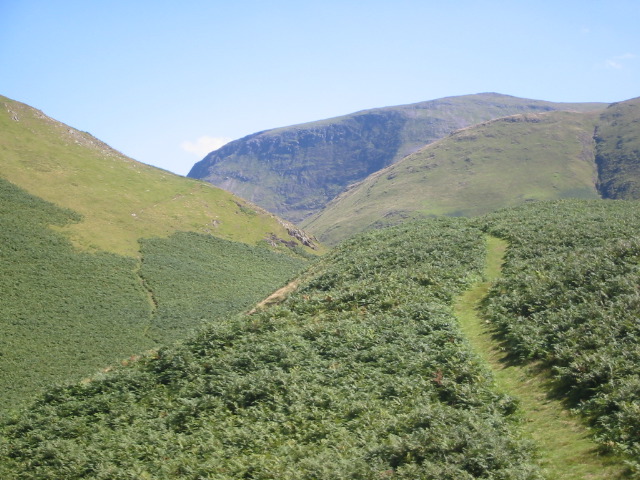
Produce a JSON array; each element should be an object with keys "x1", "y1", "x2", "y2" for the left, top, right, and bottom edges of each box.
[
  {"x1": 303, "y1": 110, "x2": 601, "y2": 245},
  {"x1": 1, "y1": 95, "x2": 320, "y2": 257}
]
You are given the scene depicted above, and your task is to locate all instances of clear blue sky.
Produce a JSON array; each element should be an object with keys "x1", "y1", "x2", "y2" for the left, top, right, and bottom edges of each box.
[{"x1": 2, "y1": 1, "x2": 639, "y2": 175}]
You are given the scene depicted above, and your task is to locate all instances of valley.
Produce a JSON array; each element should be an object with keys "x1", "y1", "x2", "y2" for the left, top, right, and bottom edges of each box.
[{"x1": 1, "y1": 93, "x2": 639, "y2": 478}]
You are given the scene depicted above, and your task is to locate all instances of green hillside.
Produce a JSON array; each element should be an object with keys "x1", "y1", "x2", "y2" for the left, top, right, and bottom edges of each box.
[
  {"x1": 0, "y1": 218, "x2": 543, "y2": 479},
  {"x1": 188, "y1": 93, "x2": 604, "y2": 223},
  {"x1": 2, "y1": 200, "x2": 638, "y2": 478},
  {"x1": 595, "y1": 97, "x2": 640, "y2": 199},
  {"x1": 0, "y1": 96, "x2": 314, "y2": 412},
  {"x1": 303, "y1": 110, "x2": 602, "y2": 245},
  {"x1": 0, "y1": 95, "x2": 320, "y2": 257},
  {"x1": 0, "y1": 178, "x2": 306, "y2": 412}
]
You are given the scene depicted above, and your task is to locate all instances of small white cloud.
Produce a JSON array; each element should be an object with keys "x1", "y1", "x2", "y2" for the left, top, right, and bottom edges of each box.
[
  {"x1": 181, "y1": 136, "x2": 232, "y2": 157},
  {"x1": 604, "y1": 53, "x2": 637, "y2": 69},
  {"x1": 606, "y1": 59, "x2": 623, "y2": 69}
]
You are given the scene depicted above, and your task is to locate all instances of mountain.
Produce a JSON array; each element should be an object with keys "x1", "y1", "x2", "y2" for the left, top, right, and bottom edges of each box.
[
  {"x1": 187, "y1": 93, "x2": 605, "y2": 223},
  {"x1": 302, "y1": 109, "x2": 603, "y2": 244},
  {"x1": 0, "y1": 95, "x2": 318, "y2": 411},
  {"x1": 304, "y1": 97, "x2": 640, "y2": 245},
  {"x1": 594, "y1": 96, "x2": 640, "y2": 198}
]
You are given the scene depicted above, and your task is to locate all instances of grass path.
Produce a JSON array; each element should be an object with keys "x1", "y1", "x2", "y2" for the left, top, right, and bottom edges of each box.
[{"x1": 454, "y1": 235, "x2": 625, "y2": 479}]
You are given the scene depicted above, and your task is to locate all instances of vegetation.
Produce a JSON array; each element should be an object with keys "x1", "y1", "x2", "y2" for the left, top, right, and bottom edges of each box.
[
  {"x1": 0, "y1": 95, "x2": 319, "y2": 257},
  {"x1": 3, "y1": 93, "x2": 639, "y2": 478},
  {"x1": 595, "y1": 97, "x2": 640, "y2": 199},
  {"x1": 0, "y1": 178, "x2": 306, "y2": 412},
  {"x1": 303, "y1": 110, "x2": 602, "y2": 245},
  {"x1": 0, "y1": 219, "x2": 542, "y2": 479},
  {"x1": 189, "y1": 93, "x2": 604, "y2": 224},
  {"x1": 455, "y1": 236, "x2": 626, "y2": 479},
  {"x1": 479, "y1": 200, "x2": 640, "y2": 475},
  {"x1": 139, "y1": 232, "x2": 306, "y2": 344},
  {"x1": 0, "y1": 178, "x2": 153, "y2": 411}
]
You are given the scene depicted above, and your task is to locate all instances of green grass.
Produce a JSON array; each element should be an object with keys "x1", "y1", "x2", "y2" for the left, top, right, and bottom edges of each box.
[
  {"x1": 303, "y1": 110, "x2": 601, "y2": 245},
  {"x1": 454, "y1": 236, "x2": 625, "y2": 479},
  {"x1": 0, "y1": 95, "x2": 321, "y2": 257}
]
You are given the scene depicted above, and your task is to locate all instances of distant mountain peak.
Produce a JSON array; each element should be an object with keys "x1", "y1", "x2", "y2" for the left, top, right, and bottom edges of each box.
[{"x1": 188, "y1": 93, "x2": 606, "y2": 223}]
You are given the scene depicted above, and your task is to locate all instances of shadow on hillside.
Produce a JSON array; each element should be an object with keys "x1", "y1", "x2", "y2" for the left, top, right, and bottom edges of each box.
[{"x1": 485, "y1": 325, "x2": 589, "y2": 410}]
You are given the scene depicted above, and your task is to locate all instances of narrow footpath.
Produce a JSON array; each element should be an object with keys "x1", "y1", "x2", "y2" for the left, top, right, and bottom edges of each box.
[{"x1": 454, "y1": 236, "x2": 625, "y2": 480}]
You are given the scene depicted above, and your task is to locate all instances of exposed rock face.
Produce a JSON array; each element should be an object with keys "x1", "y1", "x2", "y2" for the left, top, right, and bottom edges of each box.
[
  {"x1": 188, "y1": 93, "x2": 605, "y2": 223},
  {"x1": 189, "y1": 110, "x2": 406, "y2": 223}
]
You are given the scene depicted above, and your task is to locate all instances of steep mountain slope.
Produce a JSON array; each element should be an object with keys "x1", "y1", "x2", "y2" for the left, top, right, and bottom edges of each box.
[
  {"x1": 303, "y1": 110, "x2": 602, "y2": 245},
  {"x1": 0, "y1": 96, "x2": 313, "y2": 411},
  {"x1": 1, "y1": 95, "x2": 319, "y2": 257},
  {"x1": 188, "y1": 93, "x2": 604, "y2": 223},
  {"x1": 595, "y1": 96, "x2": 640, "y2": 199}
]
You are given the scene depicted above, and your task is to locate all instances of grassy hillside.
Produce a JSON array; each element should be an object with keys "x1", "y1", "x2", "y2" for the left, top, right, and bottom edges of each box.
[
  {"x1": 139, "y1": 232, "x2": 305, "y2": 343},
  {"x1": 1, "y1": 95, "x2": 319, "y2": 257},
  {"x1": 304, "y1": 110, "x2": 601, "y2": 245},
  {"x1": 0, "y1": 178, "x2": 306, "y2": 412},
  {"x1": 189, "y1": 93, "x2": 605, "y2": 223},
  {"x1": 0, "y1": 219, "x2": 543, "y2": 479},
  {"x1": 595, "y1": 97, "x2": 640, "y2": 199},
  {"x1": 0, "y1": 95, "x2": 315, "y2": 411}
]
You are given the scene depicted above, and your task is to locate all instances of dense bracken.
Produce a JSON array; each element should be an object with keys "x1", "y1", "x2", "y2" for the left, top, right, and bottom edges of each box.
[
  {"x1": 0, "y1": 178, "x2": 305, "y2": 412},
  {"x1": 0, "y1": 178, "x2": 153, "y2": 411},
  {"x1": 139, "y1": 232, "x2": 306, "y2": 343},
  {"x1": 480, "y1": 200, "x2": 640, "y2": 473},
  {"x1": 0, "y1": 218, "x2": 541, "y2": 479}
]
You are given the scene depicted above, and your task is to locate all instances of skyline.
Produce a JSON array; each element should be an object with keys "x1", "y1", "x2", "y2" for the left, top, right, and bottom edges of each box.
[{"x1": 2, "y1": 1, "x2": 639, "y2": 175}]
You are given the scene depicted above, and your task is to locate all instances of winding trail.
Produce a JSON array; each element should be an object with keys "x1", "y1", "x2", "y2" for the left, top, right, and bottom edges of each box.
[{"x1": 454, "y1": 236, "x2": 624, "y2": 480}]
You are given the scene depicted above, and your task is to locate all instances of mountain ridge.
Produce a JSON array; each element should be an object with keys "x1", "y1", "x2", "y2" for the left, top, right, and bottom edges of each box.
[
  {"x1": 303, "y1": 97, "x2": 640, "y2": 244},
  {"x1": 188, "y1": 93, "x2": 606, "y2": 223}
]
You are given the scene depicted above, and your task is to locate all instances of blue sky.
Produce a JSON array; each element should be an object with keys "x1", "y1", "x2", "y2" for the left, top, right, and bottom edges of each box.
[{"x1": 1, "y1": 1, "x2": 639, "y2": 176}]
